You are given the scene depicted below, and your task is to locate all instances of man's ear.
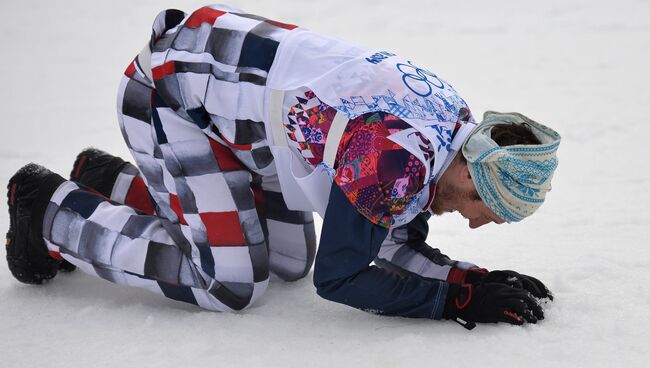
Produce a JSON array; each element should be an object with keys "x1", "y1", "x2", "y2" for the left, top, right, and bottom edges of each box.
[
  {"x1": 459, "y1": 163, "x2": 472, "y2": 182},
  {"x1": 456, "y1": 162, "x2": 476, "y2": 191}
]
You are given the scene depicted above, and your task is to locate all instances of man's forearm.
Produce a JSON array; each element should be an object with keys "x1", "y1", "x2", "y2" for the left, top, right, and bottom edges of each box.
[
  {"x1": 315, "y1": 183, "x2": 450, "y2": 319},
  {"x1": 315, "y1": 264, "x2": 449, "y2": 319},
  {"x1": 376, "y1": 212, "x2": 479, "y2": 281}
]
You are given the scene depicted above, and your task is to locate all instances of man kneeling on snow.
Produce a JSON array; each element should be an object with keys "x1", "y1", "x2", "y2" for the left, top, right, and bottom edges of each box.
[{"x1": 5, "y1": 5, "x2": 560, "y2": 329}]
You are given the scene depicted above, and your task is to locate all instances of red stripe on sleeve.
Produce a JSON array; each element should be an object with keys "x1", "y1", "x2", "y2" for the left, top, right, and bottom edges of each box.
[
  {"x1": 265, "y1": 19, "x2": 298, "y2": 30},
  {"x1": 152, "y1": 61, "x2": 175, "y2": 80},
  {"x1": 199, "y1": 211, "x2": 246, "y2": 246},
  {"x1": 185, "y1": 7, "x2": 227, "y2": 28},
  {"x1": 446, "y1": 267, "x2": 467, "y2": 284}
]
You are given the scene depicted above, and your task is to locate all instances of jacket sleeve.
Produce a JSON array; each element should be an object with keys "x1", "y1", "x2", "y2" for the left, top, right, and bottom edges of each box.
[
  {"x1": 313, "y1": 183, "x2": 449, "y2": 319},
  {"x1": 374, "y1": 212, "x2": 480, "y2": 282}
]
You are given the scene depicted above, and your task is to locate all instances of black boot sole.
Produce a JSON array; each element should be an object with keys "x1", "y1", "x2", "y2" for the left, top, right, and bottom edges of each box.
[{"x1": 6, "y1": 164, "x2": 65, "y2": 284}]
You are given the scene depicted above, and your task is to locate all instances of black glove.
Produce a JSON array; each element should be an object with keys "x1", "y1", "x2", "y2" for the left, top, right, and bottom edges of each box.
[
  {"x1": 443, "y1": 282, "x2": 544, "y2": 329},
  {"x1": 465, "y1": 269, "x2": 553, "y2": 300}
]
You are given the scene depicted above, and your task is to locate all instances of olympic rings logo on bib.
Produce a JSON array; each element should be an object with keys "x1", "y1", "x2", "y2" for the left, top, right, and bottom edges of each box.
[{"x1": 396, "y1": 61, "x2": 445, "y2": 97}]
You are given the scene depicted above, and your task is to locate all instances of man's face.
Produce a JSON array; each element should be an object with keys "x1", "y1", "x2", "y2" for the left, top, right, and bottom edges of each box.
[{"x1": 430, "y1": 177, "x2": 505, "y2": 229}]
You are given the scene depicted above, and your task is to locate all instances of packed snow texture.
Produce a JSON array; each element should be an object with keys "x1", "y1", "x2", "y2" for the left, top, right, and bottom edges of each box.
[{"x1": 1, "y1": 0, "x2": 648, "y2": 367}]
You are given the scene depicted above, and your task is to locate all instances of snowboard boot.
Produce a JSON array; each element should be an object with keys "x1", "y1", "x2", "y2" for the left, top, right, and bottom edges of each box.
[
  {"x1": 70, "y1": 147, "x2": 128, "y2": 198},
  {"x1": 6, "y1": 163, "x2": 67, "y2": 284}
]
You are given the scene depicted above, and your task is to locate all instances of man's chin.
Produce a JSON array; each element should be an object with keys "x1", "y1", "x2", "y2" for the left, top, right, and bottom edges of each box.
[{"x1": 429, "y1": 206, "x2": 448, "y2": 216}]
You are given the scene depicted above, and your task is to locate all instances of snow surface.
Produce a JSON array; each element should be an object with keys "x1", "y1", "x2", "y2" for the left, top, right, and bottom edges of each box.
[{"x1": 1, "y1": 0, "x2": 649, "y2": 367}]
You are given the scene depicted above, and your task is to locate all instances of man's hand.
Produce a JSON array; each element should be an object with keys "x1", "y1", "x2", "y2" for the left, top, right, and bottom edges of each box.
[
  {"x1": 443, "y1": 282, "x2": 544, "y2": 328},
  {"x1": 448, "y1": 267, "x2": 553, "y2": 300},
  {"x1": 465, "y1": 269, "x2": 553, "y2": 300}
]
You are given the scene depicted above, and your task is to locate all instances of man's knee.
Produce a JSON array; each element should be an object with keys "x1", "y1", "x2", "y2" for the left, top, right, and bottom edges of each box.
[
  {"x1": 270, "y1": 257, "x2": 311, "y2": 281},
  {"x1": 269, "y1": 240, "x2": 316, "y2": 281},
  {"x1": 267, "y1": 219, "x2": 317, "y2": 281}
]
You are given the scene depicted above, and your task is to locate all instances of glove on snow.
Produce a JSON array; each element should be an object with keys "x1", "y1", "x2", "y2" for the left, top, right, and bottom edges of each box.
[
  {"x1": 448, "y1": 268, "x2": 553, "y2": 300},
  {"x1": 443, "y1": 282, "x2": 544, "y2": 330}
]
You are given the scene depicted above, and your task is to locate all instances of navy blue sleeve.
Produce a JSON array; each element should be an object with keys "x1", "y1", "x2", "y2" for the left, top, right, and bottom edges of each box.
[{"x1": 313, "y1": 183, "x2": 450, "y2": 319}]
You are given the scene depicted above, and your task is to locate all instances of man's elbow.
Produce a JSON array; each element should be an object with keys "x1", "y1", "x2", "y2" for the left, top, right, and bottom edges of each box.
[{"x1": 313, "y1": 274, "x2": 347, "y2": 302}]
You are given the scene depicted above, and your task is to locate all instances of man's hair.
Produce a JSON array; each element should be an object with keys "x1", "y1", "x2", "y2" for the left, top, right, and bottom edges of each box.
[
  {"x1": 456, "y1": 123, "x2": 542, "y2": 202},
  {"x1": 490, "y1": 123, "x2": 541, "y2": 146},
  {"x1": 460, "y1": 123, "x2": 541, "y2": 164}
]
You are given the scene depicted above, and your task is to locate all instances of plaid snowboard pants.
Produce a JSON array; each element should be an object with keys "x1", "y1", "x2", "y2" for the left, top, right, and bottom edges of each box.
[
  {"x1": 39, "y1": 6, "x2": 317, "y2": 312},
  {"x1": 41, "y1": 85, "x2": 316, "y2": 312}
]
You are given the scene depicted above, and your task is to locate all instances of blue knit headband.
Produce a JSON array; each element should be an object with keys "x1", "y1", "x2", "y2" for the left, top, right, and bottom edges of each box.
[{"x1": 461, "y1": 111, "x2": 561, "y2": 222}]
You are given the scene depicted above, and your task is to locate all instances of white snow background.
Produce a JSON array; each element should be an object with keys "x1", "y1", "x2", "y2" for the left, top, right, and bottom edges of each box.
[{"x1": 1, "y1": 0, "x2": 649, "y2": 367}]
